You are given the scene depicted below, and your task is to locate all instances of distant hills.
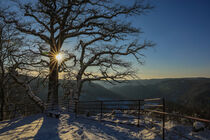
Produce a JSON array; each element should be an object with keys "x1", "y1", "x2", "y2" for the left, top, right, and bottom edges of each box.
[
  {"x1": 4, "y1": 75, "x2": 209, "y2": 118},
  {"x1": 87, "y1": 78, "x2": 210, "y2": 118},
  {"x1": 34, "y1": 80, "x2": 124, "y2": 101},
  {"x1": 32, "y1": 77, "x2": 210, "y2": 117},
  {"x1": 80, "y1": 83, "x2": 124, "y2": 101},
  {"x1": 94, "y1": 78, "x2": 210, "y2": 118},
  {"x1": 80, "y1": 78, "x2": 210, "y2": 112},
  {"x1": 108, "y1": 78, "x2": 210, "y2": 107},
  {"x1": 33, "y1": 78, "x2": 210, "y2": 107}
]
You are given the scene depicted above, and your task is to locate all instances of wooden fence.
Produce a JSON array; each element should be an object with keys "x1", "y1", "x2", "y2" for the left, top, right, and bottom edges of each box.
[
  {"x1": 1, "y1": 98, "x2": 210, "y2": 140},
  {"x1": 74, "y1": 98, "x2": 210, "y2": 140}
]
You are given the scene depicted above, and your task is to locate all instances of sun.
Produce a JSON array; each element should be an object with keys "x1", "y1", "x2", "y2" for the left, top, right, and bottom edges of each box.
[{"x1": 55, "y1": 53, "x2": 63, "y2": 63}]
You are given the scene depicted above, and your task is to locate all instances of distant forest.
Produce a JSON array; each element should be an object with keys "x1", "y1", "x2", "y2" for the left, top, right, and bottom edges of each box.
[
  {"x1": 83, "y1": 78, "x2": 210, "y2": 119},
  {"x1": 1, "y1": 77, "x2": 210, "y2": 120}
]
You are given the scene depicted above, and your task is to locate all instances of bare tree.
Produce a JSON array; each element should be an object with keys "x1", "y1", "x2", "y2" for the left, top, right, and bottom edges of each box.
[
  {"x1": 0, "y1": 20, "x2": 22, "y2": 120},
  {"x1": 0, "y1": 19, "x2": 6, "y2": 121},
  {"x1": 1, "y1": 0, "x2": 154, "y2": 108},
  {"x1": 0, "y1": 17, "x2": 25, "y2": 120},
  {"x1": 0, "y1": 13, "x2": 46, "y2": 120}
]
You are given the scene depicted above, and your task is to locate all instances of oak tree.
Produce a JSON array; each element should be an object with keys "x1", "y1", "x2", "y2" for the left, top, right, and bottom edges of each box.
[{"x1": 1, "y1": 0, "x2": 154, "y2": 109}]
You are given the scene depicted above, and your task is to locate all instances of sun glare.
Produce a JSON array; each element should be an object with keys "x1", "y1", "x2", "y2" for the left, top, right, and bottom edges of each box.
[{"x1": 55, "y1": 53, "x2": 63, "y2": 62}]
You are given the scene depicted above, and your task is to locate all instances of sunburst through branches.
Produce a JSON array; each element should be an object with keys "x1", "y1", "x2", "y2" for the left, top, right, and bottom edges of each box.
[
  {"x1": 48, "y1": 48, "x2": 65, "y2": 74},
  {"x1": 55, "y1": 53, "x2": 63, "y2": 63}
]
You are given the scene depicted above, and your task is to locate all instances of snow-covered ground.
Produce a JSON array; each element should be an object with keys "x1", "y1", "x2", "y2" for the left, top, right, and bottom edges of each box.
[{"x1": 0, "y1": 113, "x2": 209, "y2": 140}]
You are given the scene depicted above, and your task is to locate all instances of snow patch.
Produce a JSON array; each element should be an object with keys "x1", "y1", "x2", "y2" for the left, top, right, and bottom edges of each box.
[{"x1": 0, "y1": 113, "x2": 210, "y2": 140}]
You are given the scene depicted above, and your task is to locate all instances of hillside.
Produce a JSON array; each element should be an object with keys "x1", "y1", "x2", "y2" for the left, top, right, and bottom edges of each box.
[
  {"x1": 109, "y1": 78, "x2": 210, "y2": 102},
  {"x1": 80, "y1": 83, "x2": 124, "y2": 101},
  {"x1": 94, "y1": 79, "x2": 167, "y2": 89},
  {"x1": 10, "y1": 76, "x2": 210, "y2": 118},
  {"x1": 33, "y1": 81, "x2": 123, "y2": 101},
  {"x1": 34, "y1": 78, "x2": 210, "y2": 110},
  {"x1": 108, "y1": 78, "x2": 210, "y2": 118}
]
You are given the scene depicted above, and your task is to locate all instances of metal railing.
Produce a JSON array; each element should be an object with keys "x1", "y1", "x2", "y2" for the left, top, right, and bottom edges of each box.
[
  {"x1": 1, "y1": 98, "x2": 210, "y2": 140},
  {"x1": 0, "y1": 103, "x2": 42, "y2": 120},
  {"x1": 74, "y1": 98, "x2": 210, "y2": 140}
]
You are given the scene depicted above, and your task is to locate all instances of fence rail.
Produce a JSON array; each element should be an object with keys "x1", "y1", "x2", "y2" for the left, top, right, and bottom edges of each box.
[
  {"x1": 75, "y1": 98, "x2": 166, "y2": 139},
  {"x1": 75, "y1": 98, "x2": 210, "y2": 140},
  {"x1": 1, "y1": 98, "x2": 210, "y2": 140}
]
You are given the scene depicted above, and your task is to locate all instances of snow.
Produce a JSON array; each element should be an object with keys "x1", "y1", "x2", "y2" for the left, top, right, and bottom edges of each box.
[
  {"x1": 0, "y1": 113, "x2": 210, "y2": 140},
  {"x1": 193, "y1": 121, "x2": 205, "y2": 130}
]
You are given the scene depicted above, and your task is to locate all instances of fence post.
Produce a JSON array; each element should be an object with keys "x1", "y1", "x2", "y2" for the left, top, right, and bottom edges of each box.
[
  {"x1": 100, "y1": 101, "x2": 103, "y2": 121},
  {"x1": 14, "y1": 104, "x2": 17, "y2": 119},
  {"x1": 162, "y1": 98, "x2": 165, "y2": 140},
  {"x1": 68, "y1": 101, "x2": 70, "y2": 112},
  {"x1": 24, "y1": 105, "x2": 26, "y2": 116},
  {"x1": 137, "y1": 100, "x2": 140, "y2": 127},
  {"x1": 75, "y1": 101, "x2": 78, "y2": 118}
]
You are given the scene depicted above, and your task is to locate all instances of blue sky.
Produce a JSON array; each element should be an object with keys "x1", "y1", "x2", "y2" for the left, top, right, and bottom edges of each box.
[
  {"x1": 1, "y1": 0, "x2": 209, "y2": 79},
  {"x1": 127, "y1": 0, "x2": 210, "y2": 78}
]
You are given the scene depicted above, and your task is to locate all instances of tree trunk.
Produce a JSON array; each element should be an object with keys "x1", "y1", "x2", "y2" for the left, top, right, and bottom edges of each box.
[
  {"x1": 47, "y1": 57, "x2": 59, "y2": 110},
  {"x1": 9, "y1": 73, "x2": 46, "y2": 111},
  {"x1": 75, "y1": 78, "x2": 83, "y2": 101},
  {"x1": 0, "y1": 86, "x2": 4, "y2": 121},
  {"x1": 25, "y1": 84, "x2": 46, "y2": 111}
]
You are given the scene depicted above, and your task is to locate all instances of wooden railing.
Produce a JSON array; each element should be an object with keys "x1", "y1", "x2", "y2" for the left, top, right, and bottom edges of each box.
[
  {"x1": 74, "y1": 98, "x2": 210, "y2": 140},
  {"x1": 1, "y1": 98, "x2": 210, "y2": 140}
]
